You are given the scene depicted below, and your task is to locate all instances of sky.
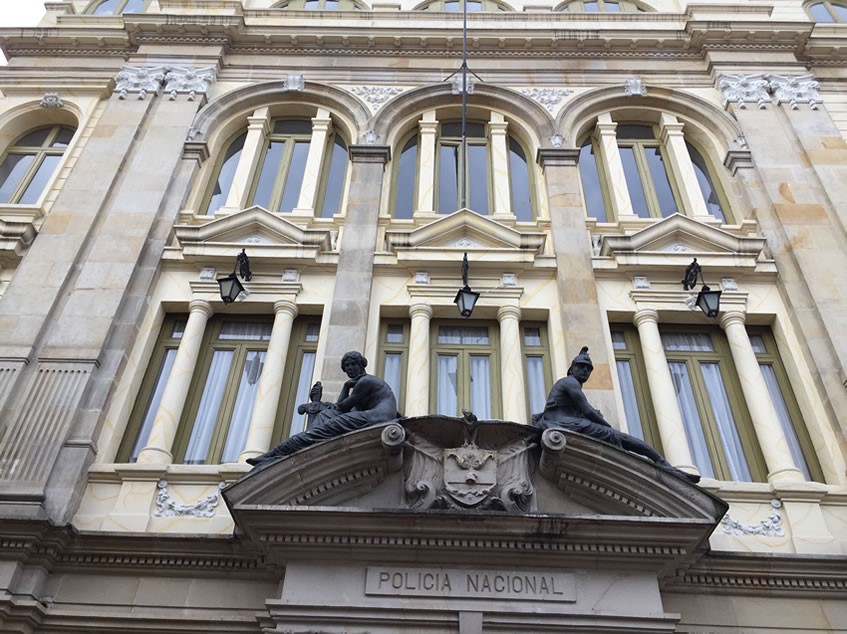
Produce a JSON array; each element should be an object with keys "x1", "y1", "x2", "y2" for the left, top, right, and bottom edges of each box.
[{"x1": 0, "y1": 1, "x2": 49, "y2": 64}]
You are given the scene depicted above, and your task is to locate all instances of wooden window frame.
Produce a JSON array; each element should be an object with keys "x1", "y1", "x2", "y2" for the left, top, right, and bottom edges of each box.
[
  {"x1": 376, "y1": 321, "x2": 410, "y2": 414},
  {"x1": 0, "y1": 125, "x2": 75, "y2": 205},
  {"x1": 391, "y1": 131, "x2": 421, "y2": 219},
  {"x1": 520, "y1": 322, "x2": 553, "y2": 421},
  {"x1": 616, "y1": 124, "x2": 682, "y2": 220}
]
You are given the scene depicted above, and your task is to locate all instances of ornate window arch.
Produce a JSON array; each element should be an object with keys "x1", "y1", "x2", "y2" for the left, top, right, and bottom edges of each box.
[
  {"x1": 806, "y1": 0, "x2": 847, "y2": 21},
  {"x1": 414, "y1": 0, "x2": 514, "y2": 11},
  {"x1": 555, "y1": 0, "x2": 649, "y2": 12},
  {"x1": 0, "y1": 124, "x2": 76, "y2": 205},
  {"x1": 272, "y1": 0, "x2": 367, "y2": 9},
  {"x1": 85, "y1": 0, "x2": 148, "y2": 15}
]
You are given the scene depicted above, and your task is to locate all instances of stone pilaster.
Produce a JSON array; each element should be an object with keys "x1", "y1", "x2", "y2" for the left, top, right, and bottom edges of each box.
[
  {"x1": 293, "y1": 109, "x2": 332, "y2": 215},
  {"x1": 415, "y1": 111, "x2": 438, "y2": 216},
  {"x1": 405, "y1": 303, "x2": 433, "y2": 417},
  {"x1": 658, "y1": 113, "x2": 711, "y2": 220},
  {"x1": 222, "y1": 107, "x2": 270, "y2": 212},
  {"x1": 498, "y1": 304, "x2": 527, "y2": 425},
  {"x1": 594, "y1": 114, "x2": 635, "y2": 219}
]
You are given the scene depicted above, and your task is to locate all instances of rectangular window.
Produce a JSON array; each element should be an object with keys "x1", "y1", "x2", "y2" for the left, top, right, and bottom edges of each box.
[
  {"x1": 377, "y1": 321, "x2": 409, "y2": 413},
  {"x1": 609, "y1": 326, "x2": 662, "y2": 450},
  {"x1": 431, "y1": 323, "x2": 499, "y2": 419},
  {"x1": 521, "y1": 324, "x2": 551, "y2": 419},
  {"x1": 276, "y1": 320, "x2": 322, "y2": 440}
]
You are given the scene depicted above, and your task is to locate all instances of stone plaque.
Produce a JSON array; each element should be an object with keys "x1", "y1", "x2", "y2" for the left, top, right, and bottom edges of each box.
[{"x1": 366, "y1": 567, "x2": 576, "y2": 603}]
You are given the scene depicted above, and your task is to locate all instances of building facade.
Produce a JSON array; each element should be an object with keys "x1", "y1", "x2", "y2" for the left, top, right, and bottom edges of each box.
[{"x1": 0, "y1": 0, "x2": 846, "y2": 631}]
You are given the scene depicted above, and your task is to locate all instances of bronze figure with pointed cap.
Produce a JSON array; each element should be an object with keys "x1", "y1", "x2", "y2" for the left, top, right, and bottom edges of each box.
[{"x1": 533, "y1": 346, "x2": 700, "y2": 484}]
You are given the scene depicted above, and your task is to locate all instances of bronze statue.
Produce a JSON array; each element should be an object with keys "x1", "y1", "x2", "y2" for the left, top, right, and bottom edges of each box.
[
  {"x1": 532, "y1": 346, "x2": 700, "y2": 484},
  {"x1": 246, "y1": 351, "x2": 399, "y2": 467}
]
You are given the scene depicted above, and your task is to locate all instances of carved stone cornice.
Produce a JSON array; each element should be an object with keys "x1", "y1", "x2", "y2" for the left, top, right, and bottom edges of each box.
[
  {"x1": 349, "y1": 145, "x2": 391, "y2": 164},
  {"x1": 536, "y1": 148, "x2": 580, "y2": 168}
]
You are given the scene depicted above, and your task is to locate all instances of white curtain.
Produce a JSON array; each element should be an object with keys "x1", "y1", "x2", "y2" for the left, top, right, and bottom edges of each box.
[
  {"x1": 288, "y1": 351, "x2": 316, "y2": 436},
  {"x1": 438, "y1": 326, "x2": 488, "y2": 345},
  {"x1": 525, "y1": 356, "x2": 547, "y2": 416},
  {"x1": 383, "y1": 353, "x2": 403, "y2": 408},
  {"x1": 760, "y1": 363, "x2": 811, "y2": 480},
  {"x1": 616, "y1": 359, "x2": 645, "y2": 441},
  {"x1": 668, "y1": 361, "x2": 715, "y2": 479},
  {"x1": 469, "y1": 355, "x2": 491, "y2": 419},
  {"x1": 219, "y1": 321, "x2": 272, "y2": 341},
  {"x1": 700, "y1": 362, "x2": 751, "y2": 481},
  {"x1": 220, "y1": 350, "x2": 266, "y2": 463},
  {"x1": 130, "y1": 349, "x2": 177, "y2": 462},
  {"x1": 184, "y1": 350, "x2": 234, "y2": 464},
  {"x1": 661, "y1": 332, "x2": 713, "y2": 352},
  {"x1": 437, "y1": 355, "x2": 458, "y2": 415}
]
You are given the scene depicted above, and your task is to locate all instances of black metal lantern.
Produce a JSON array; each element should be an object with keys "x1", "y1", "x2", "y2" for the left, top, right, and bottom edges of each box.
[
  {"x1": 682, "y1": 258, "x2": 722, "y2": 318},
  {"x1": 454, "y1": 252, "x2": 480, "y2": 318},
  {"x1": 218, "y1": 249, "x2": 252, "y2": 304}
]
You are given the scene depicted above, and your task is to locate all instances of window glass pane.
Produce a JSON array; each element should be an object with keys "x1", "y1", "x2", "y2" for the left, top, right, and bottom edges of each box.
[
  {"x1": 320, "y1": 137, "x2": 347, "y2": 217},
  {"x1": 129, "y1": 349, "x2": 178, "y2": 462},
  {"x1": 467, "y1": 0, "x2": 483, "y2": 10},
  {"x1": 52, "y1": 127, "x2": 75, "y2": 148},
  {"x1": 760, "y1": 363, "x2": 812, "y2": 480},
  {"x1": 274, "y1": 120, "x2": 313, "y2": 135},
  {"x1": 509, "y1": 138, "x2": 532, "y2": 221},
  {"x1": 583, "y1": 1, "x2": 599, "y2": 9},
  {"x1": 616, "y1": 360, "x2": 644, "y2": 440},
  {"x1": 700, "y1": 362, "x2": 752, "y2": 481},
  {"x1": 619, "y1": 146, "x2": 650, "y2": 218},
  {"x1": 748, "y1": 334, "x2": 767, "y2": 354},
  {"x1": 438, "y1": 144, "x2": 459, "y2": 213},
  {"x1": 645, "y1": 147, "x2": 678, "y2": 217},
  {"x1": 279, "y1": 141, "x2": 310, "y2": 212},
  {"x1": 93, "y1": 0, "x2": 121, "y2": 14},
  {"x1": 523, "y1": 327, "x2": 542, "y2": 347},
  {"x1": 469, "y1": 355, "x2": 492, "y2": 419},
  {"x1": 304, "y1": 0, "x2": 319, "y2": 7},
  {"x1": 289, "y1": 351, "x2": 317, "y2": 435},
  {"x1": 171, "y1": 321, "x2": 186, "y2": 338},
  {"x1": 395, "y1": 136, "x2": 418, "y2": 219},
  {"x1": 219, "y1": 321, "x2": 272, "y2": 340},
  {"x1": 205, "y1": 132, "x2": 246, "y2": 215},
  {"x1": 617, "y1": 125, "x2": 654, "y2": 140},
  {"x1": 18, "y1": 155, "x2": 61, "y2": 205},
  {"x1": 15, "y1": 128, "x2": 51, "y2": 147},
  {"x1": 383, "y1": 352, "x2": 403, "y2": 407},
  {"x1": 184, "y1": 350, "x2": 234, "y2": 464},
  {"x1": 467, "y1": 143, "x2": 489, "y2": 214},
  {"x1": 610, "y1": 331, "x2": 627, "y2": 350},
  {"x1": 668, "y1": 362, "x2": 715, "y2": 478},
  {"x1": 441, "y1": 122, "x2": 462, "y2": 137},
  {"x1": 687, "y1": 142, "x2": 725, "y2": 222},
  {"x1": 662, "y1": 332, "x2": 714, "y2": 352},
  {"x1": 833, "y1": 3, "x2": 847, "y2": 20},
  {"x1": 0, "y1": 154, "x2": 35, "y2": 203},
  {"x1": 305, "y1": 323, "x2": 320, "y2": 342},
  {"x1": 438, "y1": 326, "x2": 488, "y2": 345},
  {"x1": 325, "y1": 0, "x2": 340, "y2": 7},
  {"x1": 605, "y1": 1, "x2": 620, "y2": 10},
  {"x1": 386, "y1": 324, "x2": 405, "y2": 343},
  {"x1": 808, "y1": 2, "x2": 834, "y2": 20},
  {"x1": 445, "y1": 1, "x2": 461, "y2": 10},
  {"x1": 578, "y1": 142, "x2": 607, "y2": 221},
  {"x1": 220, "y1": 350, "x2": 266, "y2": 462},
  {"x1": 437, "y1": 354, "x2": 459, "y2": 415},
  {"x1": 526, "y1": 356, "x2": 547, "y2": 415},
  {"x1": 252, "y1": 141, "x2": 285, "y2": 210}
]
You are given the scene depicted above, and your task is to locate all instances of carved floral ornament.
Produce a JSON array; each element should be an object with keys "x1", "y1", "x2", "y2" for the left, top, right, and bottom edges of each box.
[
  {"x1": 519, "y1": 88, "x2": 572, "y2": 114},
  {"x1": 113, "y1": 64, "x2": 218, "y2": 101},
  {"x1": 350, "y1": 86, "x2": 406, "y2": 112},
  {"x1": 718, "y1": 73, "x2": 821, "y2": 110},
  {"x1": 154, "y1": 481, "x2": 225, "y2": 518}
]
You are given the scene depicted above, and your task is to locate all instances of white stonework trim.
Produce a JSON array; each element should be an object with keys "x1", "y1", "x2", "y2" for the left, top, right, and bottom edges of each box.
[
  {"x1": 415, "y1": 271, "x2": 430, "y2": 284},
  {"x1": 350, "y1": 86, "x2": 405, "y2": 112},
  {"x1": 501, "y1": 273, "x2": 517, "y2": 287},
  {"x1": 284, "y1": 73, "x2": 305, "y2": 92},
  {"x1": 283, "y1": 269, "x2": 300, "y2": 282},
  {"x1": 767, "y1": 74, "x2": 821, "y2": 110},
  {"x1": 624, "y1": 77, "x2": 647, "y2": 97},
  {"x1": 154, "y1": 480, "x2": 224, "y2": 518},
  {"x1": 199, "y1": 267, "x2": 216, "y2": 280},
  {"x1": 40, "y1": 92, "x2": 63, "y2": 108},
  {"x1": 549, "y1": 133, "x2": 564, "y2": 148},
  {"x1": 721, "y1": 278, "x2": 738, "y2": 291},
  {"x1": 451, "y1": 74, "x2": 475, "y2": 95},
  {"x1": 164, "y1": 66, "x2": 216, "y2": 101},
  {"x1": 633, "y1": 276, "x2": 650, "y2": 289},
  {"x1": 721, "y1": 499, "x2": 785, "y2": 537},
  {"x1": 717, "y1": 74, "x2": 769, "y2": 110},
  {"x1": 114, "y1": 65, "x2": 167, "y2": 100},
  {"x1": 519, "y1": 88, "x2": 571, "y2": 114}
]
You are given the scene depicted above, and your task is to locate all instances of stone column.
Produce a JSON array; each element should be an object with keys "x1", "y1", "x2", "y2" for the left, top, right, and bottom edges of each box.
[
  {"x1": 594, "y1": 114, "x2": 636, "y2": 219},
  {"x1": 293, "y1": 109, "x2": 331, "y2": 215},
  {"x1": 498, "y1": 305, "x2": 527, "y2": 425},
  {"x1": 136, "y1": 299, "x2": 213, "y2": 465},
  {"x1": 222, "y1": 107, "x2": 270, "y2": 211},
  {"x1": 488, "y1": 113, "x2": 512, "y2": 221},
  {"x1": 238, "y1": 299, "x2": 299, "y2": 462},
  {"x1": 633, "y1": 309, "x2": 697, "y2": 473},
  {"x1": 719, "y1": 311, "x2": 804, "y2": 482},
  {"x1": 658, "y1": 113, "x2": 710, "y2": 219},
  {"x1": 415, "y1": 111, "x2": 438, "y2": 215},
  {"x1": 405, "y1": 303, "x2": 432, "y2": 417}
]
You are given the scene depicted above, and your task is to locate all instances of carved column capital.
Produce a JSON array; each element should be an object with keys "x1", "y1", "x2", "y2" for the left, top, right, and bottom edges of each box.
[
  {"x1": 633, "y1": 308, "x2": 659, "y2": 328},
  {"x1": 717, "y1": 73, "x2": 769, "y2": 110},
  {"x1": 188, "y1": 299, "x2": 214, "y2": 318},
  {"x1": 273, "y1": 299, "x2": 299, "y2": 318},
  {"x1": 719, "y1": 310, "x2": 747, "y2": 330},
  {"x1": 497, "y1": 305, "x2": 522, "y2": 322},
  {"x1": 409, "y1": 303, "x2": 433, "y2": 320}
]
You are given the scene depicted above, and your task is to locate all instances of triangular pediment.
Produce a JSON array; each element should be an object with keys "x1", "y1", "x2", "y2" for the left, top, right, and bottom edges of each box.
[
  {"x1": 173, "y1": 206, "x2": 332, "y2": 261},
  {"x1": 385, "y1": 209, "x2": 545, "y2": 255},
  {"x1": 600, "y1": 214, "x2": 766, "y2": 258}
]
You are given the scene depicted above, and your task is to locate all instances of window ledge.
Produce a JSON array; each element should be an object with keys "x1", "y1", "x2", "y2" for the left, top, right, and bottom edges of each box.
[{"x1": 89, "y1": 462, "x2": 250, "y2": 484}]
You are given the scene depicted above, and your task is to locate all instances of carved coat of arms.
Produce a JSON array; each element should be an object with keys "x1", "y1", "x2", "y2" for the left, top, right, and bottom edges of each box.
[{"x1": 403, "y1": 417, "x2": 536, "y2": 513}]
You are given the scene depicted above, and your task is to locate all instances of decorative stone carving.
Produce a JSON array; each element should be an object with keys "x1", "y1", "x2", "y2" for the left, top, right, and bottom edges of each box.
[
  {"x1": 284, "y1": 73, "x2": 305, "y2": 92},
  {"x1": 283, "y1": 269, "x2": 300, "y2": 282},
  {"x1": 154, "y1": 481, "x2": 224, "y2": 518},
  {"x1": 451, "y1": 73, "x2": 475, "y2": 95},
  {"x1": 455, "y1": 238, "x2": 480, "y2": 249},
  {"x1": 721, "y1": 278, "x2": 738, "y2": 291},
  {"x1": 549, "y1": 133, "x2": 564, "y2": 148},
  {"x1": 767, "y1": 74, "x2": 821, "y2": 110},
  {"x1": 717, "y1": 74, "x2": 769, "y2": 110},
  {"x1": 364, "y1": 130, "x2": 378, "y2": 144},
  {"x1": 351, "y1": 86, "x2": 404, "y2": 111},
  {"x1": 415, "y1": 271, "x2": 430, "y2": 284},
  {"x1": 624, "y1": 77, "x2": 647, "y2": 97},
  {"x1": 163, "y1": 66, "x2": 216, "y2": 101},
  {"x1": 40, "y1": 92, "x2": 63, "y2": 108},
  {"x1": 114, "y1": 64, "x2": 167, "y2": 100},
  {"x1": 501, "y1": 273, "x2": 517, "y2": 287},
  {"x1": 404, "y1": 418, "x2": 536, "y2": 512},
  {"x1": 519, "y1": 88, "x2": 571, "y2": 113},
  {"x1": 199, "y1": 267, "x2": 216, "y2": 280},
  {"x1": 721, "y1": 499, "x2": 784, "y2": 537},
  {"x1": 633, "y1": 275, "x2": 650, "y2": 289}
]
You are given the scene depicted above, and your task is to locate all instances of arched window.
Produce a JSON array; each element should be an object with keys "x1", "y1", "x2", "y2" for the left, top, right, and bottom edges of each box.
[
  {"x1": 576, "y1": 118, "x2": 729, "y2": 223},
  {"x1": 438, "y1": 121, "x2": 490, "y2": 214},
  {"x1": 201, "y1": 115, "x2": 349, "y2": 218},
  {"x1": 509, "y1": 137, "x2": 533, "y2": 222},
  {"x1": 273, "y1": 0, "x2": 366, "y2": 9},
  {"x1": 394, "y1": 133, "x2": 419, "y2": 220},
  {"x1": 556, "y1": 0, "x2": 648, "y2": 12},
  {"x1": 415, "y1": 0, "x2": 513, "y2": 10},
  {"x1": 0, "y1": 125, "x2": 75, "y2": 205},
  {"x1": 806, "y1": 0, "x2": 847, "y2": 22},
  {"x1": 86, "y1": 0, "x2": 147, "y2": 15}
]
